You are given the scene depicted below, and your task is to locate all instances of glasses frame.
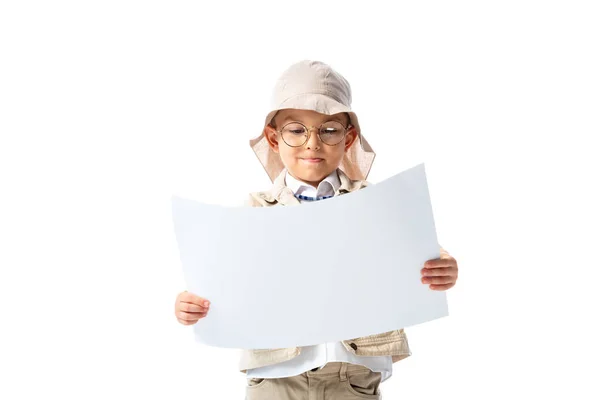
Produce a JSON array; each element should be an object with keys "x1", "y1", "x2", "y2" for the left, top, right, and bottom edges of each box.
[{"x1": 276, "y1": 120, "x2": 351, "y2": 148}]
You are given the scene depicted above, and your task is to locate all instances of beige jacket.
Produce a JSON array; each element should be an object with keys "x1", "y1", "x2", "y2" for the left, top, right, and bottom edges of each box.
[{"x1": 239, "y1": 168, "x2": 448, "y2": 373}]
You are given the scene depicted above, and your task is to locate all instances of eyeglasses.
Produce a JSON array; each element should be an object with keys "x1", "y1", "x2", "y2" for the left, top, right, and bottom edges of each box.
[{"x1": 277, "y1": 120, "x2": 349, "y2": 147}]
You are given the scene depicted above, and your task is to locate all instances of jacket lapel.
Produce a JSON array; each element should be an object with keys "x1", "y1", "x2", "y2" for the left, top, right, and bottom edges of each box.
[
  {"x1": 268, "y1": 169, "x2": 300, "y2": 206},
  {"x1": 337, "y1": 168, "x2": 368, "y2": 195}
]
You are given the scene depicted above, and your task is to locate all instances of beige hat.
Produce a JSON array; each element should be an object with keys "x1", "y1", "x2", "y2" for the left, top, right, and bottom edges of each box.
[{"x1": 249, "y1": 60, "x2": 376, "y2": 182}]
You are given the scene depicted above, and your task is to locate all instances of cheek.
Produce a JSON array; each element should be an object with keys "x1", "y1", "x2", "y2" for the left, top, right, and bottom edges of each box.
[
  {"x1": 325, "y1": 146, "x2": 347, "y2": 162},
  {"x1": 278, "y1": 146, "x2": 299, "y2": 164}
]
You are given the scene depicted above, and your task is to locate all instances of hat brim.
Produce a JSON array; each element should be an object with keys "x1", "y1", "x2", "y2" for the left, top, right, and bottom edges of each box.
[{"x1": 250, "y1": 93, "x2": 375, "y2": 182}]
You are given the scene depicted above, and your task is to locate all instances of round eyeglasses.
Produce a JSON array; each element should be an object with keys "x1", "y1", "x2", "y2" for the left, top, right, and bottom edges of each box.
[{"x1": 277, "y1": 120, "x2": 349, "y2": 147}]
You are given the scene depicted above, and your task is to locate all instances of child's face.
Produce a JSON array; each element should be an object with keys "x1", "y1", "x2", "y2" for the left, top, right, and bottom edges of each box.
[{"x1": 265, "y1": 109, "x2": 358, "y2": 186}]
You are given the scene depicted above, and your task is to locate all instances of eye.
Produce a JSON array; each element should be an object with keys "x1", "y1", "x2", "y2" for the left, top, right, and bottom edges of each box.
[
  {"x1": 321, "y1": 121, "x2": 345, "y2": 134},
  {"x1": 282, "y1": 123, "x2": 306, "y2": 135}
]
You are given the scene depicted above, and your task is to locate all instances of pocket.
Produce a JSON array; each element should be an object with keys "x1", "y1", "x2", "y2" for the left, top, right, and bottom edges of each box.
[
  {"x1": 245, "y1": 377, "x2": 272, "y2": 400},
  {"x1": 344, "y1": 372, "x2": 381, "y2": 399},
  {"x1": 246, "y1": 377, "x2": 270, "y2": 389}
]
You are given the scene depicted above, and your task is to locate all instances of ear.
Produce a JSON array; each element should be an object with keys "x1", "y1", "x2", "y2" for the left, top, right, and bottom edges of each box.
[
  {"x1": 344, "y1": 126, "x2": 358, "y2": 152},
  {"x1": 264, "y1": 124, "x2": 280, "y2": 153}
]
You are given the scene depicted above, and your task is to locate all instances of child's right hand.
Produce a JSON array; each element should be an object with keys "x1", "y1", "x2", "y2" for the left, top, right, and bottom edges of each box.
[{"x1": 175, "y1": 291, "x2": 210, "y2": 325}]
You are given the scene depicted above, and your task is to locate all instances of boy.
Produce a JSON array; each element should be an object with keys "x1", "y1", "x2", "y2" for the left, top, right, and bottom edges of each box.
[{"x1": 174, "y1": 60, "x2": 459, "y2": 399}]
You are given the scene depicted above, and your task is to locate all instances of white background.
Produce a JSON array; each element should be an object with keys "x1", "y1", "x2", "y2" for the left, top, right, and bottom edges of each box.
[{"x1": 1, "y1": 1, "x2": 598, "y2": 399}]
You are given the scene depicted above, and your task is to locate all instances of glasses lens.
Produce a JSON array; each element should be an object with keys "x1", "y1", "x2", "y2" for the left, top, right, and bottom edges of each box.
[
  {"x1": 319, "y1": 121, "x2": 346, "y2": 145},
  {"x1": 281, "y1": 123, "x2": 307, "y2": 146}
]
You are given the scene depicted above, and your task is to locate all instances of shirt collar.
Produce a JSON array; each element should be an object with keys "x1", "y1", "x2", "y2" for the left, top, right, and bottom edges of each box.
[
  {"x1": 284, "y1": 169, "x2": 341, "y2": 198},
  {"x1": 264, "y1": 168, "x2": 363, "y2": 206}
]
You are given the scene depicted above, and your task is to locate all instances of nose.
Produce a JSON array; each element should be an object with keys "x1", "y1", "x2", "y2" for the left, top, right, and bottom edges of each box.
[{"x1": 305, "y1": 127, "x2": 320, "y2": 149}]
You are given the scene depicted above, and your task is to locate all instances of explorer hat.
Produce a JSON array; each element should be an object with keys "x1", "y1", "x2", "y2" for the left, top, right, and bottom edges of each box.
[{"x1": 249, "y1": 60, "x2": 376, "y2": 182}]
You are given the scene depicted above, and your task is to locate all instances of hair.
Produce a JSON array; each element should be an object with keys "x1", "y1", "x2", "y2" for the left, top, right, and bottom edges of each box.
[{"x1": 269, "y1": 111, "x2": 351, "y2": 130}]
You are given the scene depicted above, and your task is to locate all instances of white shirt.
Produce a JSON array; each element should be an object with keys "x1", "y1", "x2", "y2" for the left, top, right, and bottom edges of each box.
[{"x1": 245, "y1": 169, "x2": 393, "y2": 382}]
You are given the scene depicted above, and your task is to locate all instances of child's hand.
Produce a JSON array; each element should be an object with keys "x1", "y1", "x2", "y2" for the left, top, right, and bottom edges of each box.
[
  {"x1": 420, "y1": 253, "x2": 458, "y2": 291},
  {"x1": 175, "y1": 291, "x2": 211, "y2": 325}
]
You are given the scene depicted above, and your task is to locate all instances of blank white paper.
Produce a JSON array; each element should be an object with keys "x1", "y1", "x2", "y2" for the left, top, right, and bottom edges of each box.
[{"x1": 171, "y1": 163, "x2": 448, "y2": 349}]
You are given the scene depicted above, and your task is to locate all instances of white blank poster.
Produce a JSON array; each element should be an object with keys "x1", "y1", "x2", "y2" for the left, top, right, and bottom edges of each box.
[{"x1": 171, "y1": 163, "x2": 448, "y2": 349}]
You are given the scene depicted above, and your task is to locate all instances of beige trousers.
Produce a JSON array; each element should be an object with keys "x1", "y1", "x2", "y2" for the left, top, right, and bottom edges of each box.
[{"x1": 245, "y1": 362, "x2": 382, "y2": 400}]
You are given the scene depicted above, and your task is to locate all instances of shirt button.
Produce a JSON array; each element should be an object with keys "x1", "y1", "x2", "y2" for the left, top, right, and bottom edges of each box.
[{"x1": 350, "y1": 343, "x2": 358, "y2": 350}]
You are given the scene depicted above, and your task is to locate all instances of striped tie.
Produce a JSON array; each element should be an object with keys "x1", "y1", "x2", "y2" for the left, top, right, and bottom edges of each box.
[{"x1": 295, "y1": 194, "x2": 333, "y2": 201}]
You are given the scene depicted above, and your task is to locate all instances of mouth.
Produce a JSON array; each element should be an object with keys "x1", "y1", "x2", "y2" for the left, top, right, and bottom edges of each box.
[{"x1": 300, "y1": 158, "x2": 324, "y2": 164}]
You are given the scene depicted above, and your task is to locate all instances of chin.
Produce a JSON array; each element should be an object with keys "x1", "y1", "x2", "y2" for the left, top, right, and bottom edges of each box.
[
  {"x1": 293, "y1": 167, "x2": 332, "y2": 183},
  {"x1": 299, "y1": 172, "x2": 325, "y2": 183}
]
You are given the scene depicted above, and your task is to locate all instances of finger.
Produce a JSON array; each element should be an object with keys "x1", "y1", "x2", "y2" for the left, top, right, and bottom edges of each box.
[
  {"x1": 179, "y1": 302, "x2": 208, "y2": 313},
  {"x1": 177, "y1": 315, "x2": 205, "y2": 325},
  {"x1": 421, "y1": 266, "x2": 458, "y2": 277},
  {"x1": 421, "y1": 275, "x2": 455, "y2": 285},
  {"x1": 180, "y1": 292, "x2": 211, "y2": 307},
  {"x1": 176, "y1": 313, "x2": 207, "y2": 325},
  {"x1": 177, "y1": 310, "x2": 207, "y2": 321},
  {"x1": 423, "y1": 258, "x2": 456, "y2": 269},
  {"x1": 429, "y1": 282, "x2": 455, "y2": 291},
  {"x1": 177, "y1": 318, "x2": 196, "y2": 325}
]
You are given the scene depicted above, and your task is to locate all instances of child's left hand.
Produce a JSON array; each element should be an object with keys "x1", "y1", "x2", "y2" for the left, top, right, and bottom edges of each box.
[{"x1": 421, "y1": 252, "x2": 459, "y2": 291}]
